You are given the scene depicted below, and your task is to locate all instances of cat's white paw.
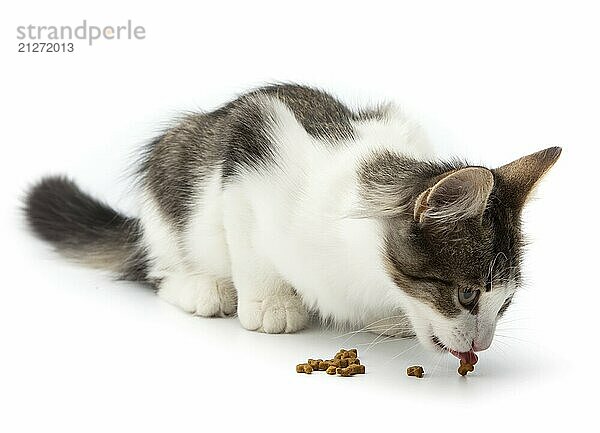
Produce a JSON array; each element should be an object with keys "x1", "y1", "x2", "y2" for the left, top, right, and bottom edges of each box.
[
  {"x1": 158, "y1": 274, "x2": 237, "y2": 317},
  {"x1": 238, "y1": 292, "x2": 308, "y2": 333},
  {"x1": 194, "y1": 279, "x2": 237, "y2": 317}
]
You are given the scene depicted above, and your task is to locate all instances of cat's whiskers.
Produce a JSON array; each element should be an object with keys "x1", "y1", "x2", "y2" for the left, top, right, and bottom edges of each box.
[
  {"x1": 386, "y1": 340, "x2": 422, "y2": 365},
  {"x1": 497, "y1": 315, "x2": 528, "y2": 323},
  {"x1": 493, "y1": 333, "x2": 533, "y2": 345},
  {"x1": 367, "y1": 331, "x2": 401, "y2": 351},
  {"x1": 495, "y1": 326, "x2": 531, "y2": 332},
  {"x1": 333, "y1": 325, "x2": 422, "y2": 349},
  {"x1": 332, "y1": 317, "x2": 416, "y2": 346},
  {"x1": 340, "y1": 314, "x2": 407, "y2": 333},
  {"x1": 491, "y1": 338, "x2": 511, "y2": 352},
  {"x1": 336, "y1": 321, "x2": 434, "y2": 337},
  {"x1": 355, "y1": 337, "x2": 408, "y2": 347},
  {"x1": 429, "y1": 349, "x2": 447, "y2": 377}
]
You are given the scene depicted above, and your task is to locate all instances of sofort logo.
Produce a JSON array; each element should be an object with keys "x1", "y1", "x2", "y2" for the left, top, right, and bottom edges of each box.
[{"x1": 17, "y1": 20, "x2": 146, "y2": 46}]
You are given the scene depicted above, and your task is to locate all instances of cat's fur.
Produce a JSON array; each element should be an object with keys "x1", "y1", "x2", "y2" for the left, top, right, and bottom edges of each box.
[{"x1": 24, "y1": 84, "x2": 561, "y2": 357}]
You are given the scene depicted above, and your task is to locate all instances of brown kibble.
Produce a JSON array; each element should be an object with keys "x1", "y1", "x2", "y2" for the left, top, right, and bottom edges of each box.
[
  {"x1": 336, "y1": 348, "x2": 358, "y2": 360},
  {"x1": 349, "y1": 364, "x2": 365, "y2": 374},
  {"x1": 457, "y1": 361, "x2": 474, "y2": 376},
  {"x1": 307, "y1": 359, "x2": 322, "y2": 370},
  {"x1": 406, "y1": 365, "x2": 424, "y2": 378},
  {"x1": 318, "y1": 360, "x2": 330, "y2": 371},
  {"x1": 296, "y1": 349, "x2": 364, "y2": 378},
  {"x1": 296, "y1": 363, "x2": 313, "y2": 374},
  {"x1": 337, "y1": 367, "x2": 355, "y2": 377},
  {"x1": 328, "y1": 359, "x2": 340, "y2": 367}
]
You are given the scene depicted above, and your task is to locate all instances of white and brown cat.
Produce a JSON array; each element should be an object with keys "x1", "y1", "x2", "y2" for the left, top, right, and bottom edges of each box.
[{"x1": 25, "y1": 84, "x2": 561, "y2": 365}]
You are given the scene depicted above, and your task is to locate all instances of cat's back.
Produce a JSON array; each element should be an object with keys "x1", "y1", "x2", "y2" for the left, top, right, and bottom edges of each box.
[
  {"x1": 244, "y1": 84, "x2": 430, "y2": 155},
  {"x1": 138, "y1": 84, "x2": 431, "y2": 230},
  {"x1": 250, "y1": 84, "x2": 433, "y2": 164},
  {"x1": 141, "y1": 84, "x2": 429, "y2": 188}
]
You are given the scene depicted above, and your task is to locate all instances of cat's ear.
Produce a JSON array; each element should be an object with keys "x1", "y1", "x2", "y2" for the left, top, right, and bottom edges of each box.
[
  {"x1": 492, "y1": 146, "x2": 562, "y2": 209},
  {"x1": 414, "y1": 167, "x2": 494, "y2": 224}
]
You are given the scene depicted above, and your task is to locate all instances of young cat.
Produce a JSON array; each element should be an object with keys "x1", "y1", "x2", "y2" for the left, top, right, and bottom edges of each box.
[{"x1": 25, "y1": 84, "x2": 561, "y2": 365}]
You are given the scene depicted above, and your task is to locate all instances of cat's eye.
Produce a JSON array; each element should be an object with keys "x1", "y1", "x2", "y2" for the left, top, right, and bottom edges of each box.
[{"x1": 458, "y1": 288, "x2": 480, "y2": 308}]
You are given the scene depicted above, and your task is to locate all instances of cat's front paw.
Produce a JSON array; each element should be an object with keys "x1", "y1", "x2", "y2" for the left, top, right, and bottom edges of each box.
[
  {"x1": 158, "y1": 274, "x2": 237, "y2": 318},
  {"x1": 194, "y1": 279, "x2": 238, "y2": 318},
  {"x1": 238, "y1": 292, "x2": 308, "y2": 334}
]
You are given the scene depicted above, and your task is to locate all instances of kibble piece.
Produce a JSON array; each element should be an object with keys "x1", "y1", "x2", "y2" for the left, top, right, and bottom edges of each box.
[
  {"x1": 352, "y1": 364, "x2": 365, "y2": 374},
  {"x1": 406, "y1": 365, "x2": 424, "y2": 378},
  {"x1": 346, "y1": 364, "x2": 365, "y2": 374},
  {"x1": 296, "y1": 363, "x2": 313, "y2": 374},
  {"x1": 307, "y1": 359, "x2": 322, "y2": 370},
  {"x1": 326, "y1": 366, "x2": 337, "y2": 375},
  {"x1": 318, "y1": 361, "x2": 330, "y2": 371},
  {"x1": 337, "y1": 367, "x2": 355, "y2": 377},
  {"x1": 457, "y1": 361, "x2": 474, "y2": 376},
  {"x1": 347, "y1": 358, "x2": 360, "y2": 366},
  {"x1": 335, "y1": 348, "x2": 358, "y2": 360}
]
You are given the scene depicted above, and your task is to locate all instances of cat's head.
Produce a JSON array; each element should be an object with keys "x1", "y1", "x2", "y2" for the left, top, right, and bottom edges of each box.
[{"x1": 362, "y1": 147, "x2": 561, "y2": 361}]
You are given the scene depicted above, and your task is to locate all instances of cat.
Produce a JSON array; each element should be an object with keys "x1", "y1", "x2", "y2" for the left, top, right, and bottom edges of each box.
[{"x1": 24, "y1": 84, "x2": 561, "y2": 365}]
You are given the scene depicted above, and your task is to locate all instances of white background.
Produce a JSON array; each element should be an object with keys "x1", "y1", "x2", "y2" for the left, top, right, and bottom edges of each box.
[{"x1": 1, "y1": 1, "x2": 598, "y2": 431}]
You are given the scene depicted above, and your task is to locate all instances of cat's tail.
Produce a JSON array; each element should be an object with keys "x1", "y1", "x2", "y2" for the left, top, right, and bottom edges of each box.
[{"x1": 24, "y1": 176, "x2": 149, "y2": 282}]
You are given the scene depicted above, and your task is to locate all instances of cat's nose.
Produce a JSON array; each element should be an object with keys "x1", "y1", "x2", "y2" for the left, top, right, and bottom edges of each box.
[{"x1": 474, "y1": 321, "x2": 496, "y2": 351}]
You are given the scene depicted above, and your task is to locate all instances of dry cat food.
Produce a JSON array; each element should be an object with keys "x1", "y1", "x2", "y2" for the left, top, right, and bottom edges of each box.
[
  {"x1": 296, "y1": 348, "x2": 365, "y2": 377},
  {"x1": 298, "y1": 348, "x2": 473, "y2": 379},
  {"x1": 406, "y1": 365, "x2": 424, "y2": 378},
  {"x1": 337, "y1": 364, "x2": 366, "y2": 376},
  {"x1": 457, "y1": 360, "x2": 475, "y2": 376},
  {"x1": 325, "y1": 366, "x2": 337, "y2": 375},
  {"x1": 296, "y1": 363, "x2": 314, "y2": 374}
]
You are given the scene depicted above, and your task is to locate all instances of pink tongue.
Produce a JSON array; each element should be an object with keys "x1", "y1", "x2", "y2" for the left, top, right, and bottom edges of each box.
[{"x1": 449, "y1": 349, "x2": 478, "y2": 365}]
